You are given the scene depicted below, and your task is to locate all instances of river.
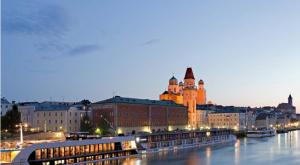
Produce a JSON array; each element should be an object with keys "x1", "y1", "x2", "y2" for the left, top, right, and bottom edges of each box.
[{"x1": 118, "y1": 130, "x2": 300, "y2": 165}]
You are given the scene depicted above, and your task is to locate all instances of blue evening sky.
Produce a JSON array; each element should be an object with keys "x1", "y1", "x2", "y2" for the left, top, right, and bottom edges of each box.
[{"x1": 1, "y1": 0, "x2": 300, "y2": 112}]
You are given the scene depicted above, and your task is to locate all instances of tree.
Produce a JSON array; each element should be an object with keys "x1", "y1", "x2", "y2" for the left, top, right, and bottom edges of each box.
[
  {"x1": 96, "y1": 116, "x2": 114, "y2": 136},
  {"x1": 1, "y1": 104, "x2": 21, "y2": 132},
  {"x1": 80, "y1": 113, "x2": 93, "y2": 134}
]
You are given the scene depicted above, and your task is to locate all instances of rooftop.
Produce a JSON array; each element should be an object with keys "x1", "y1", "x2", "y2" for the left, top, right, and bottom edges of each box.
[{"x1": 94, "y1": 96, "x2": 185, "y2": 107}]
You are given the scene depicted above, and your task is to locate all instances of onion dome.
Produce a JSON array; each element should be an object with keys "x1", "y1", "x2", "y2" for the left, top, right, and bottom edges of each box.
[
  {"x1": 184, "y1": 67, "x2": 195, "y2": 79},
  {"x1": 179, "y1": 81, "x2": 184, "y2": 86},
  {"x1": 169, "y1": 76, "x2": 178, "y2": 85},
  {"x1": 198, "y1": 79, "x2": 204, "y2": 85}
]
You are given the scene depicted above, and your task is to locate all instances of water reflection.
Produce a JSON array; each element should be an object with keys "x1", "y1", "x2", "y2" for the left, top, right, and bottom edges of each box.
[{"x1": 86, "y1": 131, "x2": 300, "y2": 165}]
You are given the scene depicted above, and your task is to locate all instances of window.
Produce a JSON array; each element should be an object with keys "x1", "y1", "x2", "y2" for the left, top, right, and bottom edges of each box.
[
  {"x1": 70, "y1": 120, "x2": 71, "y2": 124},
  {"x1": 61, "y1": 112, "x2": 63, "y2": 116},
  {"x1": 55, "y1": 112, "x2": 57, "y2": 116},
  {"x1": 75, "y1": 112, "x2": 77, "y2": 116},
  {"x1": 47, "y1": 148, "x2": 53, "y2": 158},
  {"x1": 49, "y1": 112, "x2": 51, "y2": 116},
  {"x1": 61, "y1": 120, "x2": 63, "y2": 124},
  {"x1": 59, "y1": 147, "x2": 64, "y2": 157},
  {"x1": 49, "y1": 120, "x2": 51, "y2": 124},
  {"x1": 41, "y1": 148, "x2": 47, "y2": 159},
  {"x1": 64, "y1": 147, "x2": 70, "y2": 156},
  {"x1": 54, "y1": 148, "x2": 59, "y2": 157},
  {"x1": 36, "y1": 149, "x2": 41, "y2": 160},
  {"x1": 75, "y1": 120, "x2": 77, "y2": 123},
  {"x1": 44, "y1": 112, "x2": 46, "y2": 117}
]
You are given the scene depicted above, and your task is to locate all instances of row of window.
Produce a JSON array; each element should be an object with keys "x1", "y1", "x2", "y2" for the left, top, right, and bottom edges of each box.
[
  {"x1": 37, "y1": 112, "x2": 81, "y2": 117},
  {"x1": 37, "y1": 119, "x2": 78, "y2": 124},
  {"x1": 35, "y1": 143, "x2": 116, "y2": 160},
  {"x1": 40, "y1": 151, "x2": 132, "y2": 165}
]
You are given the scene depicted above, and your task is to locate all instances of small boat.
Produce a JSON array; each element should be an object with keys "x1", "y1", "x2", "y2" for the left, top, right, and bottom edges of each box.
[{"x1": 247, "y1": 129, "x2": 276, "y2": 138}]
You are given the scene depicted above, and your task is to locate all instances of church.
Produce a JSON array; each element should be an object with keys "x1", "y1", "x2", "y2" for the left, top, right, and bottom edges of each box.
[{"x1": 160, "y1": 67, "x2": 207, "y2": 129}]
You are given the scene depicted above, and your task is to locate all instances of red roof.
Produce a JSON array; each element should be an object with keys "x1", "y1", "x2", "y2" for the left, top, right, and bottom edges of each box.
[{"x1": 184, "y1": 67, "x2": 195, "y2": 79}]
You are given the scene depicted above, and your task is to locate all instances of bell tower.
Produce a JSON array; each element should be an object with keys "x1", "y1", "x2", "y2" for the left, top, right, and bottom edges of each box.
[
  {"x1": 288, "y1": 94, "x2": 293, "y2": 106},
  {"x1": 183, "y1": 67, "x2": 198, "y2": 128},
  {"x1": 196, "y1": 80, "x2": 206, "y2": 105}
]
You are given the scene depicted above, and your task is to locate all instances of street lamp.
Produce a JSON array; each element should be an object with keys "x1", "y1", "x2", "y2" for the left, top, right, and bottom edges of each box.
[{"x1": 15, "y1": 123, "x2": 28, "y2": 147}]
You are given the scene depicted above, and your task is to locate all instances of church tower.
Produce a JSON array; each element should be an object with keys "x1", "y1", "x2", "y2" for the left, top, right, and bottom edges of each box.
[
  {"x1": 168, "y1": 76, "x2": 179, "y2": 94},
  {"x1": 196, "y1": 80, "x2": 206, "y2": 105},
  {"x1": 183, "y1": 67, "x2": 198, "y2": 128},
  {"x1": 288, "y1": 94, "x2": 293, "y2": 106}
]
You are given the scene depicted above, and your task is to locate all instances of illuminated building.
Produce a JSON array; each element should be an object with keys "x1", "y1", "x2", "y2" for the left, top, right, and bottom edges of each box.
[
  {"x1": 208, "y1": 110, "x2": 246, "y2": 131},
  {"x1": 91, "y1": 96, "x2": 188, "y2": 135},
  {"x1": 160, "y1": 67, "x2": 207, "y2": 128}
]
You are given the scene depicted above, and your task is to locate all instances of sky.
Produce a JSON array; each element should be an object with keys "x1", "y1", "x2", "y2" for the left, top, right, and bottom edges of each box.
[{"x1": 1, "y1": 0, "x2": 300, "y2": 112}]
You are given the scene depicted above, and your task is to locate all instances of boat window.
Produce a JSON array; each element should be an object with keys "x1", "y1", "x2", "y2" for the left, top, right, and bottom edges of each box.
[
  {"x1": 75, "y1": 146, "x2": 80, "y2": 155},
  {"x1": 99, "y1": 144, "x2": 102, "y2": 152},
  {"x1": 64, "y1": 146, "x2": 69, "y2": 156},
  {"x1": 35, "y1": 149, "x2": 41, "y2": 160},
  {"x1": 59, "y1": 147, "x2": 64, "y2": 157},
  {"x1": 80, "y1": 145, "x2": 84, "y2": 155},
  {"x1": 70, "y1": 146, "x2": 75, "y2": 156},
  {"x1": 47, "y1": 148, "x2": 53, "y2": 158},
  {"x1": 41, "y1": 148, "x2": 47, "y2": 159},
  {"x1": 85, "y1": 145, "x2": 90, "y2": 154},
  {"x1": 90, "y1": 144, "x2": 94, "y2": 153},
  {"x1": 111, "y1": 143, "x2": 115, "y2": 151},
  {"x1": 103, "y1": 143, "x2": 107, "y2": 151},
  {"x1": 94, "y1": 144, "x2": 99, "y2": 153},
  {"x1": 54, "y1": 148, "x2": 59, "y2": 158}
]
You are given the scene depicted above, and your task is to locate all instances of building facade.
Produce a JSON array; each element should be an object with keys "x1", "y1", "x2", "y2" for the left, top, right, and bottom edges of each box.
[
  {"x1": 32, "y1": 103, "x2": 85, "y2": 132},
  {"x1": 91, "y1": 96, "x2": 188, "y2": 135},
  {"x1": 208, "y1": 111, "x2": 246, "y2": 131},
  {"x1": 159, "y1": 67, "x2": 207, "y2": 128}
]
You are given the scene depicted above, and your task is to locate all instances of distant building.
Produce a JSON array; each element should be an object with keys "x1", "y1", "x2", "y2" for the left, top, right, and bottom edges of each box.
[
  {"x1": 18, "y1": 102, "x2": 39, "y2": 127},
  {"x1": 160, "y1": 67, "x2": 207, "y2": 128},
  {"x1": 91, "y1": 96, "x2": 188, "y2": 135},
  {"x1": 277, "y1": 95, "x2": 296, "y2": 115},
  {"x1": 32, "y1": 102, "x2": 85, "y2": 132},
  {"x1": 254, "y1": 112, "x2": 276, "y2": 129},
  {"x1": 196, "y1": 105, "x2": 215, "y2": 128},
  {"x1": 1, "y1": 97, "x2": 13, "y2": 116},
  {"x1": 208, "y1": 109, "x2": 246, "y2": 131}
]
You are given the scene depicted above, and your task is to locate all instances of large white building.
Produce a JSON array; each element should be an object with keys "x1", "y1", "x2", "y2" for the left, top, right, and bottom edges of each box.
[{"x1": 32, "y1": 103, "x2": 86, "y2": 132}]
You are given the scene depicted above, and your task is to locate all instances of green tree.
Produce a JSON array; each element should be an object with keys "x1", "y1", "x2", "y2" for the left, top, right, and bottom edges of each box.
[
  {"x1": 96, "y1": 116, "x2": 115, "y2": 136},
  {"x1": 1, "y1": 104, "x2": 21, "y2": 132},
  {"x1": 80, "y1": 113, "x2": 93, "y2": 134}
]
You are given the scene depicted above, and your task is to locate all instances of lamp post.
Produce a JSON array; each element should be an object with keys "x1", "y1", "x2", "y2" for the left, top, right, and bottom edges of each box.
[{"x1": 15, "y1": 123, "x2": 28, "y2": 147}]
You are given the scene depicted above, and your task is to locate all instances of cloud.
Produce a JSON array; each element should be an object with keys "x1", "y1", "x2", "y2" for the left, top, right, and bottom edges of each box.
[
  {"x1": 2, "y1": 1, "x2": 70, "y2": 52},
  {"x1": 141, "y1": 39, "x2": 160, "y2": 46},
  {"x1": 67, "y1": 44, "x2": 102, "y2": 56}
]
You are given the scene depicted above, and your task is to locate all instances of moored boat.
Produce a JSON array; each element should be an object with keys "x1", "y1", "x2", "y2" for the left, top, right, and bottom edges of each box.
[
  {"x1": 12, "y1": 136, "x2": 138, "y2": 165},
  {"x1": 247, "y1": 129, "x2": 276, "y2": 138},
  {"x1": 135, "y1": 129, "x2": 236, "y2": 153}
]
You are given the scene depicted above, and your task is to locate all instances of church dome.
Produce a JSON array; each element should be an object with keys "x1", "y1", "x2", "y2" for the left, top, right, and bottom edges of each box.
[
  {"x1": 169, "y1": 76, "x2": 178, "y2": 85},
  {"x1": 198, "y1": 79, "x2": 204, "y2": 85},
  {"x1": 179, "y1": 81, "x2": 184, "y2": 86}
]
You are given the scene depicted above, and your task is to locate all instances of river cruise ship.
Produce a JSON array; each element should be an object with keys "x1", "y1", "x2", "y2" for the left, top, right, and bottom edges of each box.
[
  {"x1": 247, "y1": 129, "x2": 276, "y2": 138},
  {"x1": 135, "y1": 129, "x2": 236, "y2": 153},
  {"x1": 12, "y1": 136, "x2": 138, "y2": 165}
]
